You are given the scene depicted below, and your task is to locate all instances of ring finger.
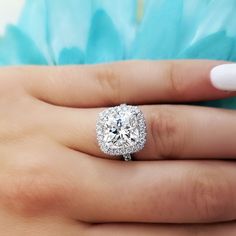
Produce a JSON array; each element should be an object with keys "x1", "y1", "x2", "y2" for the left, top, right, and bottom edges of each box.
[{"x1": 47, "y1": 104, "x2": 236, "y2": 160}]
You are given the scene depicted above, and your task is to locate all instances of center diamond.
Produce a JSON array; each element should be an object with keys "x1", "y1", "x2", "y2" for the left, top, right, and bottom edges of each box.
[
  {"x1": 96, "y1": 104, "x2": 147, "y2": 156},
  {"x1": 103, "y1": 109, "x2": 139, "y2": 148}
]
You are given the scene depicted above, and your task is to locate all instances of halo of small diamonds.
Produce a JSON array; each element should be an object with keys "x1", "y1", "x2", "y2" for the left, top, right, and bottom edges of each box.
[{"x1": 96, "y1": 104, "x2": 147, "y2": 157}]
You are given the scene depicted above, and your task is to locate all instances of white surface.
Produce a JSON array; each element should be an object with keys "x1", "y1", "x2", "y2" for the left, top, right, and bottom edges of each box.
[
  {"x1": 0, "y1": 0, "x2": 25, "y2": 34},
  {"x1": 211, "y1": 64, "x2": 236, "y2": 91}
]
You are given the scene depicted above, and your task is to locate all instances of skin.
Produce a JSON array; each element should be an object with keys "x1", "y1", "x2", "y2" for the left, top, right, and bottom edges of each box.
[{"x1": 0, "y1": 60, "x2": 236, "y2": 235}]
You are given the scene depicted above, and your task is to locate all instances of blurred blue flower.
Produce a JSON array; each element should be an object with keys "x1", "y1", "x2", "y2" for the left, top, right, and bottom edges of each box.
[{"x1": 1, "y1": 0, "x2": 236, "y2": 107}]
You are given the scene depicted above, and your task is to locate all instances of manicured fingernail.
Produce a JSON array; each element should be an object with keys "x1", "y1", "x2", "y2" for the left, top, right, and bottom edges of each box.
[{"x1": 210, "y1": 64, "x2": 236, "y2": 91}]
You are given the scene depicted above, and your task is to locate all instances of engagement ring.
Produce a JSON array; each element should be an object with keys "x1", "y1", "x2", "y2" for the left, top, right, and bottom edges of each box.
[{"x1": 96, "y1": 104, "x2": 147, "y2": 161}]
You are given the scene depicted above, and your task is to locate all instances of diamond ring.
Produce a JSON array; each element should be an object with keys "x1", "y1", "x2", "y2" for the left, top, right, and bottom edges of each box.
[{"x1": 96, "y1": 104, "x2": 147, "y2": 161}]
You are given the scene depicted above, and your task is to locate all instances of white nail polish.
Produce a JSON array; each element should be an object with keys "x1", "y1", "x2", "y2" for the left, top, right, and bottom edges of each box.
[{"x1": 210, "y1": 64, "x2": 236, "y2": 91}]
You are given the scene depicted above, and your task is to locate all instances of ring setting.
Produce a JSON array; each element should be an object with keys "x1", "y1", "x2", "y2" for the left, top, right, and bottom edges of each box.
[{"x1": 96, "y1": 104, "x2": 147, "y2": 161}]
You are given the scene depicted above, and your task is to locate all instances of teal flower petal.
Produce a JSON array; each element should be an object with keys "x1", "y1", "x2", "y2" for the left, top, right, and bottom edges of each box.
[
  {"x1": 58, "y1": 47, "x2": 84, "y2": 65},
  {"x1": 0, "y1": 25, "x2": 47, "y2": 65},
  {"x1": 179, "y1": 31, "x2": 235, "y2": 60},
  {"x1": 229, "y1": 40, "x2": 236, "y2": 61},
  {"x1": 19, "y1": 0, "x2": 93, "y2": 64},
  {"x1": 129, "y1": 0, "x2": 183, "y2": 59},
  {"x1": 85, "y1": 9, "x2": 123, "y2": 64},
  {"x1": 191, "y1": 0, "x2": 236, "y2": 44},
  {"x1": 92, "y1": 0, "x2": 137, "y2": 50},
  {"x1": 18, "y1": 0, "x2": 53, "y2": 64},
  {"x1": 173, "y1": 0, "x2": 212, "y2": 50},
  {"x1": 46, "y1": 0, "x2": 93, "y2": 63}
]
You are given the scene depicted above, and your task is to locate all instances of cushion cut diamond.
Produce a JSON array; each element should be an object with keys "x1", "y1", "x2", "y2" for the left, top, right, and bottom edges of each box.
[
  {"x1": 96, "y1": 104, "x2": 146, "y2": 156},
  {"x1": 103, "y1": 109, "x2": 140, "y2": 148}
]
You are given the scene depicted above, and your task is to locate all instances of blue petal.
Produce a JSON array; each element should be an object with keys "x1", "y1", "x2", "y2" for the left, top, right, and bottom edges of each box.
[
  {"x1": 228, "y1": 39, "x2": 236, "y2": 62},
  {"x1": 19, "y1": 0, "x2": 93, "y2": 64},
  {"x1": 85, "y1": 9, "x2": 123, "y2": 64},
  {"x1": 171, "y1": 0, "x2": 212, "y2": 51},
  {"x1": 0, "y1": 25, "x2": 47, "y2": 65},
  {"x1": 92, "y1": 0, "x2": 137, "y2": 50},
  {"x1": 179, "y1": 31, "x2": 234, "y2": 60},
  {"x1": 191, "y1": 0, "x2": 236, "y2": 43},
  {"x1": 58, "y1": 47, "x2": 84, "y2": 65},
  {"x1": 18, "y1": 0, "x2": 53, "y2": 64},
  {"x1": 129, "y1": 0, "x2": 184, "y2": 59}
]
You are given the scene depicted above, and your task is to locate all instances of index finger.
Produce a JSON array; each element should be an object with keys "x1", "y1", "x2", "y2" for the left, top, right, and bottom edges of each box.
[{"x1": 17, "y1": 60, "x2": 234, "y2": 107}]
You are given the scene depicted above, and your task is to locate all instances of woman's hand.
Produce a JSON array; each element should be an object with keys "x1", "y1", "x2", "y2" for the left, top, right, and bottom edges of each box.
[{"x1": 0, "y1": 60, "x2": 236, "y2": 235}]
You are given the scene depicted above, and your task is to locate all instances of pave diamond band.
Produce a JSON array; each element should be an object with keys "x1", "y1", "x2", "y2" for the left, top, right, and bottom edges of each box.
[{"x1": 96, "y1": 104, "x2": 147, "y2": 161}]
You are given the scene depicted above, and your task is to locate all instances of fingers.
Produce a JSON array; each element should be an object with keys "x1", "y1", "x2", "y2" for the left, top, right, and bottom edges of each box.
[
  {"x1": 18, "y1": 60, "x2": 235, "y2": 107},
  {"x1": 67, "y1": 159, "x2": 236, "y2": 223},
  {"x1": 3, "y1": 138, "x2": 236, "y2": 224},
  {"x1": 48, "y1": 105, "x2": 236, "y2": 160},
  {"x1": 87, "y1": 222, "x2": 236, "y2": 236}
]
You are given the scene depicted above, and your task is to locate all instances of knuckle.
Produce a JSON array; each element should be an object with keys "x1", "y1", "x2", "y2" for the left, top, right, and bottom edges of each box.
[
  {"x1": 149, "y1": 106, "x2": 186, "y2": 158},
  {"x1": 95, "y1": 65, "x2": 121, "y2": 105},
  {"x1": 189, "y1": 167, "x2": 231, "y2": 221},
  {"x1": 0, "y1": 162, "x2": 69, "y2": 217},
  {"x1": 166, "y1": 61, "x2": 186, "y2": 98}
]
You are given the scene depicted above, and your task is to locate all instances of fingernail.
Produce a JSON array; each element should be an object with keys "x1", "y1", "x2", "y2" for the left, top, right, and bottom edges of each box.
[{"x1": 210, "y1": 64, "x2": 236, "y2": 91}]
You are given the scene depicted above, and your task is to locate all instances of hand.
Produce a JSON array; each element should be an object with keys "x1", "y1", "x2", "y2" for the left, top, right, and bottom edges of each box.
[{"x1": 0, "y1": 60, "x2": 236, "y2": 235}]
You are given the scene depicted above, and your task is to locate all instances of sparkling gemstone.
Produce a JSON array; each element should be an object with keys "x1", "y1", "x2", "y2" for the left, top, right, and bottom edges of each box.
[
  {"x1": 96, "y1": 104, "x2": 147, "y2": 156},
  {"x1": 103, "y1": 109, "x2": 140, "y2": 149}
]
